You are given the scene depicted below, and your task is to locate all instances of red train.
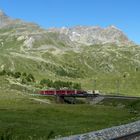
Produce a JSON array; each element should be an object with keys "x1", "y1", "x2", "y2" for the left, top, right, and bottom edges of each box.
[{"x1": 39, "y1": 90, "x2": 86, "y2": 95}]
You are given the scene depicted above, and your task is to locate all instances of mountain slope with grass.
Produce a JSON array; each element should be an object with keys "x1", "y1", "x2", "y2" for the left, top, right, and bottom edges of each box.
[{"x1": 0, "y1": 10, "x2": 140, "y2": 95}]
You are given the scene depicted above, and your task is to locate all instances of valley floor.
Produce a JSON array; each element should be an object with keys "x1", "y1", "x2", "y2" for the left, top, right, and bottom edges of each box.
[{"x1": 0, "y1": 90, "x2": 140, "y2": 140}]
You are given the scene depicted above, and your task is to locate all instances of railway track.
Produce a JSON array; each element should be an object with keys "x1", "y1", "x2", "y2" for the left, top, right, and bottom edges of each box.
[
  {"x1": 101, "y1": 95, "x2": 140, "y2": 100},
  {"x1": 111, "y1": 131, "x2": 140, "y2": 140},
  {"x1": 59, "y1": 94, "x2": 140, "y2": 100},
  {"x1": 32, "y1": 92, "x2": 140, "y2": 100}
]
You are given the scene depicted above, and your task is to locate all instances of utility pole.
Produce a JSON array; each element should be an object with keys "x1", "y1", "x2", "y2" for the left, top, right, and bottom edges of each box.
[
  {"x1": 94, "y1": 79, "x2": 97, "y2": 90},
  {"x1": 116, "y1": 80, "x2": 120, "y2": 95}
]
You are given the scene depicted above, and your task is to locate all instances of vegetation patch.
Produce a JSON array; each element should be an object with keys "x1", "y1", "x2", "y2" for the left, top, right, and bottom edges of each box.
[{"x1": 0, "y1": 91, "x2": 140, "y2": 139}]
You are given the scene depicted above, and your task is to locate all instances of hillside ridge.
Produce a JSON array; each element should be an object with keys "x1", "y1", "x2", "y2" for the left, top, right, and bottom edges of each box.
[
  {"x1": 0, "y1": 10, "x2": 135, "y2": 46},
  {"x1": 0, "y1": 10, "x2": 140, "y2": 95}
]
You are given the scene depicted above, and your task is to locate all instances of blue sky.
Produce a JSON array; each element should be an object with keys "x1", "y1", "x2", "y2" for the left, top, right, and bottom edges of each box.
[{"x1": 0, "y1": 0, "x2": 140, "y2": 44}]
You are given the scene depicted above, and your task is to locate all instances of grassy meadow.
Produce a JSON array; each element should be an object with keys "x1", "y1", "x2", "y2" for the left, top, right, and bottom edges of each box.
[
  {"x1": 0, "y1": 12, "x2": 140, "y2": 140},
  {"x1": 0, "y1": 88, "x2": 140, "y2": 140}
]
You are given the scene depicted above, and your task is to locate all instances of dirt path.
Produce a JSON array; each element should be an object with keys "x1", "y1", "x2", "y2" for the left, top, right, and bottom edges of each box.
[{"x1": 30, "y1": 98, "x2": 51, "y2": 104}]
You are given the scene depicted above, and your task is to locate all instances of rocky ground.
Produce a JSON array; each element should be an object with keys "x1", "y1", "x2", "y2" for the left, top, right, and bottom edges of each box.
[{"x1": 57, "y1": 120, "x2": 140, "y2": 140}]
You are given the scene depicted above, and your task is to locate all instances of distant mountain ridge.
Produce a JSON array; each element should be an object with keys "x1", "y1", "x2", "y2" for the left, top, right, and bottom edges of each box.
[
  {"x1": 0, "y1": 10, "x2": 140, "y2": 95},
  {"x1": 47, "y1": 25, "x2": 134, "y2": 46},
  {"x1": 0, "y1": 10, "x2": 12, "y2": 27},
  {"x1": 0, "y1": 10, "x2": 135, "y2": 46}
]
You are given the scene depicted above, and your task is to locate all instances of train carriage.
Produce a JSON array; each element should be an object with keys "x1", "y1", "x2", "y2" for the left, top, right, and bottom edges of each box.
[{"x1": 39, "y1": 90, "x2": 86, "y2": 96}]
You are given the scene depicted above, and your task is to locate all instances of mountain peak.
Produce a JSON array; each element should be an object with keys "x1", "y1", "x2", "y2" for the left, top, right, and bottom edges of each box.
[
  {"x1": 106, "y1": 25, "x2": 121, "y2": 31},
  {"x1": 48, "y1": 25, "x2": 134, "y2": 46},
  {"x1": 0, "y1": 9, "x2": 7, "y2": 17},
  {"x1": 108, "y1": 25, "x2": 118, "y2": 28},
  {"x1": 0, "y1": 10, "x2": 135, "y2": 46},
  {"x1": 0, "y1": 10, "x2": 11, "y2": 27}
]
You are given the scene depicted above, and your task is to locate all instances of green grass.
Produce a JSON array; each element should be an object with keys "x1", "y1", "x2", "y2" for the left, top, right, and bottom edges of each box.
[
  {"x1": 0, "y1": 89, "x2": 140, "y2": 140},
  {"x1": 99, "y1": 98, "x2": 140, "y2": 111},
  {"x1": 0, "y1": 38, "x2": 140, "y2": 96},
  {"x1": 0, "y1": 19, "x2": 140, "y2": 140},
  {"x1": 0, "y1": 75, "x2": 139, "y2": 139}
]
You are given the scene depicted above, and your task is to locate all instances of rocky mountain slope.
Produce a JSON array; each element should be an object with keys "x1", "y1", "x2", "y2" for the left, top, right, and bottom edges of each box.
[
  {"x1": 0, "y1": 10, "x2": 140, "y2": 95},
  {"x1": 48, "y1": 25, "x2": 134, "y2": 46}
]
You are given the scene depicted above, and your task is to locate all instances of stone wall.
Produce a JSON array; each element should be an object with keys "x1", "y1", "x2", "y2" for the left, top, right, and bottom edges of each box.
[{"x1": 57, "y1": 121, "x2": 140, "y2": 140}]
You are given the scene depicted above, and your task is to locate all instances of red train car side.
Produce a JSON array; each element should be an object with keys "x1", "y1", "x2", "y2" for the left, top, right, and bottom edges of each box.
[{"x1": 40, "y1": 90, "x2": 85, "y2": 95}]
